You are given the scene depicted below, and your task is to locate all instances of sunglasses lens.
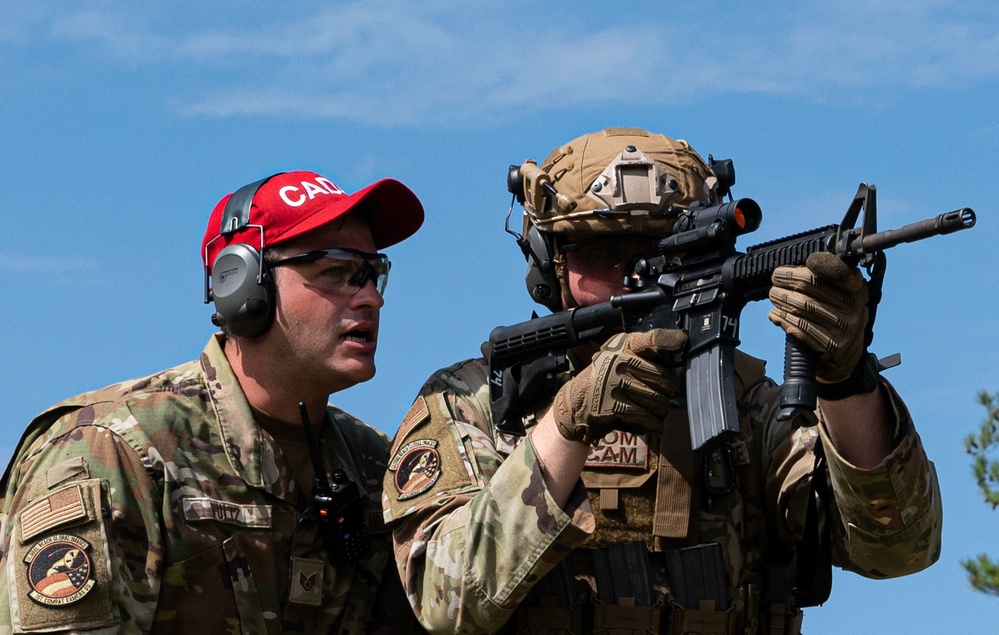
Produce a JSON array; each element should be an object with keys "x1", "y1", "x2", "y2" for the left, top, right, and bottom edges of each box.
[{"x1": 271, "y1": 248, "x2": 390, "y2": 295}]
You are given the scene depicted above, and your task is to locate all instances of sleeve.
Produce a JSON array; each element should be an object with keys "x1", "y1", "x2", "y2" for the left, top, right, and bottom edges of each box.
[
  {"x1": 816, "y1": 379, "x2": 943, "y2": 578},
  {"x1": 758, "y1": 377, "x2": 942, "y2": 580},
  {"x1": 0, "y1": 407, "x2": 164, "y2": 634},
  {"x1": 382, "y1": 361, "x2": 594, "y2": 634}
]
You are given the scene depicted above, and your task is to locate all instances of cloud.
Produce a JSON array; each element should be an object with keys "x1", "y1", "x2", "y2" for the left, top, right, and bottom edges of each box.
[
  {"x1": 0, "y1": 253, "x2": 103, "y2": 285},
  {"x1": 171, "y1": 2, "x2": 999, "y2": 123},
  {"x1": 6, "y1": 0, "x2": 999, "y2": 124}
]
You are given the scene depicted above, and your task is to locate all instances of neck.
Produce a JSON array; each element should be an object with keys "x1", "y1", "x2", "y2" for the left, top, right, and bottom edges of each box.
[{"x1": 223, "y1": 336, "x2": 329, "y2": 425}]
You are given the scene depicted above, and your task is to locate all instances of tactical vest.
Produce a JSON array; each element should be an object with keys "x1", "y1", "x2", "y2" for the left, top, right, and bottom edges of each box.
[{"x1": 498, "y1": 351, "x2": 809, "y2": 635}]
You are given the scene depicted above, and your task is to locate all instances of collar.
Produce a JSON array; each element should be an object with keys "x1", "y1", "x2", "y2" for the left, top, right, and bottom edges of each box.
[
  {"x1": 200, "y1": 334, "x2": 283, "y2": 493},
  {"x1": 198, "y1": 335, "x2": 365, "y2": 501}
]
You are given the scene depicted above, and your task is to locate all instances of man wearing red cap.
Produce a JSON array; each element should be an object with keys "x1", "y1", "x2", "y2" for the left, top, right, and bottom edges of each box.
[{"x1": 0, "y1": 171, "x2": 426, "y2": 634}]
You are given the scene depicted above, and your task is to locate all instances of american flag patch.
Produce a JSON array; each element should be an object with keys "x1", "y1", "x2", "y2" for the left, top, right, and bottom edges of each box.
[{"x1": 20, "y1": 485, "x2": 88, "y2": 542}]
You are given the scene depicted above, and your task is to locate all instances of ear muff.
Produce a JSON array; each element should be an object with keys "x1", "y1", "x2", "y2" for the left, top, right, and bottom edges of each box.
[
  {"x1": 210, "y1": 243, "x2": 275, "y2": 337},
  {"x1": 522, "y1": 224, "x2": 562, "y2": 313},
  {"x1": 205, "y1": 174, "x2": 283, "y2": 337}
]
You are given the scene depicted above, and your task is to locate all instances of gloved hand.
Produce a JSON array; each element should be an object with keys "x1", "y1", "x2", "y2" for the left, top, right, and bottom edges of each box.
[
  {"x1": 768, "y1": 251, "x2": 868, "y2": 383},
  {"x1": 552, "y1": 328, "x2": 687, "y2": 445}
]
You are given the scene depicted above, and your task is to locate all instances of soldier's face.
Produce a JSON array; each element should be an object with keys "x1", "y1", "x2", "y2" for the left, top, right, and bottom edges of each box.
[
  {"x1": 561, "y1": 234, "x2": 659, "y2": 308},
  {"x1": 268, "y1": 216, "x2": 385, "y2": 394}
]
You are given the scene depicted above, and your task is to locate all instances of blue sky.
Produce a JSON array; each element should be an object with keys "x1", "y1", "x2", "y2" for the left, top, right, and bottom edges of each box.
[{"x1": 2, "y1": 1, "x2": 997, "y2": 631}]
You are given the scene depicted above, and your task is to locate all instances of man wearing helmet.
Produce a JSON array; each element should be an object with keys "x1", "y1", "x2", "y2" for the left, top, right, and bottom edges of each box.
[{"x1": 382, "y1": 128, "x2": 942, "y2": 634}]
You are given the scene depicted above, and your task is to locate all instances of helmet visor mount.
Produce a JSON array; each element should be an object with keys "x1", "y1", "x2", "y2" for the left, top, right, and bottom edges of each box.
[{"x1": 587, "y1": 145, "x2": 681, "y2": 217}]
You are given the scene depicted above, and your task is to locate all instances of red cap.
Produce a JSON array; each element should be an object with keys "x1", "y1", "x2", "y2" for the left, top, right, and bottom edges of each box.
[{"x1": 202, "y1": 170, "x2": 424, "y2": 267}]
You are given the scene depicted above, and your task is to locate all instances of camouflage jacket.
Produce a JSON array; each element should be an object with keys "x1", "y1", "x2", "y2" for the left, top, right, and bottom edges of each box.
[
  {"x1": 0, "y1": 335, "x2": 416, "y2": 635},
  {"x1": 382, "y1": 352, "x2": 942, "y2": 635}
]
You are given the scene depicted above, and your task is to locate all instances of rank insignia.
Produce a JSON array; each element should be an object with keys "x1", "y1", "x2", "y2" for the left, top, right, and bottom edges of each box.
[
  {"x1": 288, "y1": 557, "x2": 324, "y2": 606},
  {"x1": 389, "y1": 439, "x2": 442, "y2": 500},
  {"x1": 24, "y1": 534, "x2": 96, "y2": 606}
]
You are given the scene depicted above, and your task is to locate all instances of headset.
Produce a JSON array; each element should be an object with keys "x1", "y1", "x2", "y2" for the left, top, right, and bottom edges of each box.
[
  {"x1": 505, "y1": 164, "x2": 563, "y2": 313},
  {"x1": 521, "y1": 223, "x2": 561, "y2": 312},
  {"x1": 203, "y1": 173, "x2": 284, "y2": 337}
]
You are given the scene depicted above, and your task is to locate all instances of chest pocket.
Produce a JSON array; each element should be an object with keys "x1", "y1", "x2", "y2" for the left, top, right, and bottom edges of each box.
[
  {"x1": 154, "y1": 498, "x2": 311, "y2": 635},
  {"x1": 579, "y1": 409, "x2": 699, "y2": 551}
]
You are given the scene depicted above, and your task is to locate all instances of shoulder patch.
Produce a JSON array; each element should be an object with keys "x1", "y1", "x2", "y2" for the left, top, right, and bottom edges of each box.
[
  {"x1": 389, "y1": 440, "x2": 442, "y2": 500},
  {"x1": 20, "y1": 484, "x2": 88, "y2": 542},
  {"x1": 383, "y1": 393, "x2": 475, "y2": 522},
  {"x1": 24, "y1": 534, "x2": 96, "y2": 605},
  {"x1": 393, "y1": 396, "x2": 430, "y2": 451},
  {"x1": 10, "y1": 479, "x2": 115, "y2": 631}
]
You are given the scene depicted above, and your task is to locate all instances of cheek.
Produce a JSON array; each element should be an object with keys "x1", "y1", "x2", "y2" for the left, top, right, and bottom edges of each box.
[{"x1": 566, "y1": 269, "x2": 622, "y2": 307}]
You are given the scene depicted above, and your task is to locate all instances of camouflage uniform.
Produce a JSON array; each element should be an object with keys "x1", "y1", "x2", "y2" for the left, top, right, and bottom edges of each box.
[
  {"x1": 0, "y1": 334, "x2": 415, "y2": 634},
  {"x1": 383, "y1": 349, "x2": 942, "y2": 634}
]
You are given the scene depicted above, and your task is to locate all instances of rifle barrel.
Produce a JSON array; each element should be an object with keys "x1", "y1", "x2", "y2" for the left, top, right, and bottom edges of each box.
[{"x1": 857, "y1": 208, "x2": 976, "y2": 252}]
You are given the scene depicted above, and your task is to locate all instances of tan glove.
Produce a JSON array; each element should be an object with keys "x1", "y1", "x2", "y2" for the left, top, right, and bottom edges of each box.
[
  {"x1": 768, "y1": 251, "x2": 868, "y2": 383},
  {"x1": 552, "y1": 328, "x2": 687, "y2": 445}
]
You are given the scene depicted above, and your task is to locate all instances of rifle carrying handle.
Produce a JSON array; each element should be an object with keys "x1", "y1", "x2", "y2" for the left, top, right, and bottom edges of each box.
[{"x1": 777, "y1": 335, "x2": 818, "y2": 422}]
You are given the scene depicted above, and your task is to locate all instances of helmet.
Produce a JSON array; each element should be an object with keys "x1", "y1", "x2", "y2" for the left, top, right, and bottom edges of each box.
[{"x1": 512, "y1": 127, "x2": 721, "y2": 312}]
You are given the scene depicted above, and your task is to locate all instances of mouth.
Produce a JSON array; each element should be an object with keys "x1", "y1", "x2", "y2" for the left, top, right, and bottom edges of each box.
[{"x1": 342, "y1": 324, "x2": 377, "y2": 345}]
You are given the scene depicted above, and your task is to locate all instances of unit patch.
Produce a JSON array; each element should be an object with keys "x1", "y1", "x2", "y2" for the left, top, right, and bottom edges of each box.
[
  {"x1": 586, "y1": 430, "x2": 649, "y2": 469},
  {"x1": 23, "y1": 534, "x2": 96, "y2": 606},
  {"x1": 389, "y1": 439, "x2": 442, "y2": 500}
]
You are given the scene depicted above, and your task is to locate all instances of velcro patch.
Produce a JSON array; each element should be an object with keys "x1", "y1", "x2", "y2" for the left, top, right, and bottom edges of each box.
[
  {"x1": 585, "y1": 430, "x2": 649, "y2": 470},
  {"x1": 24, "y1": 534, "x2": 97, "y2": 606},
  {"x1": 288, "y1": 557, "x2": 324, "y2": 606},
  {"x1": 182, "y1": 497, "x2": 272, "y2": 528},
  {"x1": 391, "y1": 396, "x2": 430, "y2": 454},
  {"x1": 389, "y1": 440, "x2": 442, "y2": 501},
  {"x1": 20, "y1": 484, "x2": 87, "y2": 541},
  {"x1": 11, "y1": 479, "x2": 115, "y2": 631},
  {"x1": 383, "y1": 393, "x2": 474, "y2": 521}
]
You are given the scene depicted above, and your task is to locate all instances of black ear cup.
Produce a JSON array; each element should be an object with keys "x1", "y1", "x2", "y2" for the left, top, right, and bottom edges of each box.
[
  {"x1": 522, "y1": 224, "x2": 562, "y2": 313},
  {"x1": 210, "y1": 243, "x2": 275, "y2": 337}
]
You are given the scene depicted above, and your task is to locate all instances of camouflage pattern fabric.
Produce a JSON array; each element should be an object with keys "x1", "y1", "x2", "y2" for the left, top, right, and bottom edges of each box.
[
  {"x1": 0, "y1": 334, "x2": 417, "y2": 635},
  {"x1": 382, "y1": 352, "x2": 942, "y2": 635}
]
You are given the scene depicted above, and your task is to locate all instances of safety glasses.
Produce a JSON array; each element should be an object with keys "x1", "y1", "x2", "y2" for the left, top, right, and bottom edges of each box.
[
  {"x1": 559, "y1": 236, "x2": 661, "y2": 279},
  {"x1": 269, "y1": 248, "x2": 391, "y2": 296}
]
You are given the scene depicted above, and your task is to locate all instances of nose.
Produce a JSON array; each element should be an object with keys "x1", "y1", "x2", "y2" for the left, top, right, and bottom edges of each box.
[{"x1": 351, "y1": 275, "x2": 385, "y2": 308}]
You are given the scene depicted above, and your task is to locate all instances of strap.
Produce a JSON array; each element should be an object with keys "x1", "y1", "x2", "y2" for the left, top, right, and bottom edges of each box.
[
  {"x1": 791, "y1": 441, "x2": 832, "y2": 607},
  {"x1": 652, "y1": 410, "x2": 696, "y2": 541},
  {"x1": 863, "y1": 251, "x2": 887, "y2": 349},
  {"x1": 219, "y1": 174, "x2": 282, "y2": 236}
]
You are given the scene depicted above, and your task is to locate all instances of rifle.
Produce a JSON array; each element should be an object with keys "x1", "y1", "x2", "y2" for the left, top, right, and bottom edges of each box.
[{"x1": 488, "y1": 183, "x2": 975, "y2": 450}]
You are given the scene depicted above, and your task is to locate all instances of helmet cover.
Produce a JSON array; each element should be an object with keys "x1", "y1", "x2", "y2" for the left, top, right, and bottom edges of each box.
[{"x1": 523, "y1": 127, "x2": 717, "y2": 238}]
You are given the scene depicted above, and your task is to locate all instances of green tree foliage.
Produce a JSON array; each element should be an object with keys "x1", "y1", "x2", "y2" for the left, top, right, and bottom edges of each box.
[{"x1": 963, "y1": 390, "x2": 999, "y2": 595}]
